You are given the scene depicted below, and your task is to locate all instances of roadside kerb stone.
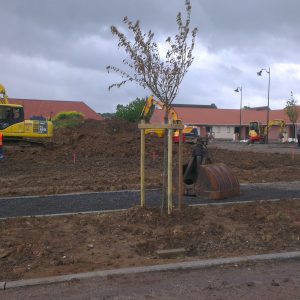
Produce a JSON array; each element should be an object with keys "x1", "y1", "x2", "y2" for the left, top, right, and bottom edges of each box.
[
  {"x1": 156, "y1": 248, "x2": 187, "y2": 258},
  {"x1": 2, "y1": 251, "x2": 300, "y2": 290}
]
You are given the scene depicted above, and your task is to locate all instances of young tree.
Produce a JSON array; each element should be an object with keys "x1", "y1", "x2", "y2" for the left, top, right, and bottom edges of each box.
[
  {"x1": 107, "y1": 0, "x2": 197, "y2": 109},
  {"x1": 107, "y1": 0, "x2": 198, "y2": 212},
  {"x1": 285, "y1": 91, "x2": 299, "y2": 138}
]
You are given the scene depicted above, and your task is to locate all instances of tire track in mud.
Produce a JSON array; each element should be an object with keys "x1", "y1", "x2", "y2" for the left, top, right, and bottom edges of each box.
[{"x1": 0, "y1": 181, "x2": 299, "y2": 218}]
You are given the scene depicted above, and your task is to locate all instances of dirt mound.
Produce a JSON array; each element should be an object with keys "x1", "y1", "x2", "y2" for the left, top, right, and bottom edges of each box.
[
  {"x1": 0, "y1": 118, "x2": 299, "y2": 197},
  {"x1": 52, "y1": 119, "x2": 141, "y2": 157}
]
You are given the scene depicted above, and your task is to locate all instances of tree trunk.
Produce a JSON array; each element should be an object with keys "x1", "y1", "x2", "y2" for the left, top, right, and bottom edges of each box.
[{"x1": 161, "y1": 110, "x2": 168, "y2": 213}]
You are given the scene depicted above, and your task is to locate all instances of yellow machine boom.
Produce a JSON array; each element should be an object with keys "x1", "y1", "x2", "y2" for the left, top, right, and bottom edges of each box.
[
  {"x1": 263, "y1": 119, "x2": 286, "y2": 135},
  {"x1": 141, "y1": 95, "x2": 192, "y2": 138},
  {"x1": 0, "y1": 84, "x2": 9, "y2": 104}
]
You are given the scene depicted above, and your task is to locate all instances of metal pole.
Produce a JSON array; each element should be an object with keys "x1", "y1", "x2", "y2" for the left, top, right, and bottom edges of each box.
[
  {"x1": 266, "y1": 68, "x2": 271, "y2": 144},
  {"x1": 239, "y1": 87, "x2": 242, "y2": 139}
]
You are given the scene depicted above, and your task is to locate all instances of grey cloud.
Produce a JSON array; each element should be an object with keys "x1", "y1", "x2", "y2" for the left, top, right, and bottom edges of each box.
[{"x1": 1, "y1": 0, "x2": 300, "y2": 112}]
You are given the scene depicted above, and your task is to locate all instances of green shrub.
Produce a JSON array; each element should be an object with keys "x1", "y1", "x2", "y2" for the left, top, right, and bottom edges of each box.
[{"x1": 53, "y1": 111, "x2": 85, "y2": 129}]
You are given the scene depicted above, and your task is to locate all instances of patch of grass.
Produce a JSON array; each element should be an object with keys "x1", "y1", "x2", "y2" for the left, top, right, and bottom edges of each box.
[{"x1": 53, "y1": 111, "x2": 84, "y2": 129}]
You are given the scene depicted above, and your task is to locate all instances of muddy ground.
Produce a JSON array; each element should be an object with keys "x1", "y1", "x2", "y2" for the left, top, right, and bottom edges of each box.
[
  {"x1": 0, "y1": 119, "x2": 300, "y2": 197},
  {"x1": 0, "y1": 200, "x2": 299, "y2": 281},
  {"x1": 0, "y1": 119, "x2": 300, "y2": 281}
]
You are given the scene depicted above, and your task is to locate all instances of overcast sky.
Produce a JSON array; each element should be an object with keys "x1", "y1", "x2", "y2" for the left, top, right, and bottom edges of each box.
[{"x1": 1, "y1": 0, "x2": 300, "y2": 113}]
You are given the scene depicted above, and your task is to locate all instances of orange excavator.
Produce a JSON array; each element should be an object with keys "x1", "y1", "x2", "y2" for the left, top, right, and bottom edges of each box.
[{"x1": 141, "y1": 96, "x2": 240, "y2": 200}]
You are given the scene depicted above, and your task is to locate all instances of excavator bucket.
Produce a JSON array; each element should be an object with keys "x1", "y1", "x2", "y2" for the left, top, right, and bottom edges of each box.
[
  {"x1": 183, "y1": 159, "x2": 240, "y2": 200},
  {"x1": 173, "y1": 138, "x2": 240, "y2": 201},
  {"x1": 193, "y1": 163, "x2": 240, "y2": 200}
]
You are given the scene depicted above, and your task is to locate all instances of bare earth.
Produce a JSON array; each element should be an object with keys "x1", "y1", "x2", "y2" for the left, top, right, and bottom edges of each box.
[
  {"x1": 0, "y1": 200, "x2": 300, "y2": 282},
  {"x1": 0, "y1": 119, "x2": 300, "y2": 283},
  {"x1": 0, "y1": 119, "x2": 299, "y2": 197}
]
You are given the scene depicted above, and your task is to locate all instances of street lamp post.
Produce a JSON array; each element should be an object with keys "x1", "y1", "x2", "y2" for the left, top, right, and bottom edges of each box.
[
  {"x1": 257, "y1": 67, "x2": 271, "y2": 144},
  {"x1": 234, "y1": 86, "x2": 243, "y2": 140}
]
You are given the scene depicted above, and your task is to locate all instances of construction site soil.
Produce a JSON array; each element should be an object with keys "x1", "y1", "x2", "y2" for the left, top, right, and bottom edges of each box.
[{"x1": 0, "y1": 119, "x2": 300, "y2": 281}]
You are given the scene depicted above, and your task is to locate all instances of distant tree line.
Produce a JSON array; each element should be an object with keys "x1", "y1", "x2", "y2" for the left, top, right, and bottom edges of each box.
[{"x1": 101, "y1": 96, "x2": 151, "y2": 123}]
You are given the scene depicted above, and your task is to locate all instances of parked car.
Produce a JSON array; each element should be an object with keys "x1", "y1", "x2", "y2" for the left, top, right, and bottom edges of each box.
[
  {"x1": 184, "y1": 128, "x2": 199, "y2": 144},
  {"x1": 173, "y1": 127, "x2": 199, "y2": 144}
]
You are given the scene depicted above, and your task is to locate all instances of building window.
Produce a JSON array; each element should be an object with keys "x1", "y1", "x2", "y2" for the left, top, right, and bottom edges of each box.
[
  {"x1": 227, "y1": 126, "x2": 231, "y2": 133},
  {"x1": 234, "y1": 127, "x2": 240, "y2": 134}
]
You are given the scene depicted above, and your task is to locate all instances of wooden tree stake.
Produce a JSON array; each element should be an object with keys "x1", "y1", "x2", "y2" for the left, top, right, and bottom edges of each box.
[
  {"x1": 140, "y1": 120, "x2": 145, "y2": 207},
  {"x1": 167, "y1": 125, "x2": 173, "y2": 214}
]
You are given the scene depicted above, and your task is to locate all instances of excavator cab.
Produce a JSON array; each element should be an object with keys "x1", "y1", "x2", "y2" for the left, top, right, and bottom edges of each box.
[
  {"x1": 0, "y1": 105, "x2": 24, "y2": 130},
  {"x1": 248, "y1": 121, "x2": 265, "y2": 143}
]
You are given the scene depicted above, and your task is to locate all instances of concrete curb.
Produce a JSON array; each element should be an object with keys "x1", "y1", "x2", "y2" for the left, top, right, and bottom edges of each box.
[
  {"x1": 1, "y1": 251, "x2": 300, "y2": 290},
  {"x1": 0, "y1": 188, "x2": 160, "y2": 201}
]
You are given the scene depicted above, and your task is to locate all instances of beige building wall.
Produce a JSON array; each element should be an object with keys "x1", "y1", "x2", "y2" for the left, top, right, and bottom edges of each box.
[
  {"x1": 212, "y1": 125, "x2": 236, "y2": 139},
  {"x1": 191, "y1": 125, "x2": 236, "y2": 139}
]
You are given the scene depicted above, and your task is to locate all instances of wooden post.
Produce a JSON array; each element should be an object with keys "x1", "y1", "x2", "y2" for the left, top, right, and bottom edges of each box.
[
  {"x1": 167, "y1": 124, "x2": 173, "y2": 214},
  {"x1": 140, "y1": 120, "x2": 146, "y2": 207},
  {"x1": 138, "y1": 121, "x2": 183, "y2": 213},
  {"x1": 178, "y1": 129, "x2": 183, "y2": 209}
]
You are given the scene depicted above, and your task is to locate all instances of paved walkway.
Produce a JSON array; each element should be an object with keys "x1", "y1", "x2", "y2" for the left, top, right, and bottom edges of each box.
[{"x1": 0, "y1": 181, "x2": 299, "y2": 218}]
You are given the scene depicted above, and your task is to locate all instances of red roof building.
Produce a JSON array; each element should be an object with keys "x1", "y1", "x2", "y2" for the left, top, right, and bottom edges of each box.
[
  {"x1": 9, "y1": 98, "x2": 103, "y2": 121},
  {"x1": 151, "y1": 105, "x2": 300, "y2": 141}
]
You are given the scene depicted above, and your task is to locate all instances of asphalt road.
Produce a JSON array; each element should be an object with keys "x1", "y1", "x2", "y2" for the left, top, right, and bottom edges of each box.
[
  {"x1": 2, "y1": 259, "x2": 300, "y2": 299},
  {"x1": 0, "y1": 181, "x2": 299, "y2": 218}
]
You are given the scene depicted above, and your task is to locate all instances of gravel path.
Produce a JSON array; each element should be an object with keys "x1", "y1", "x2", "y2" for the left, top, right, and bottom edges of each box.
[{"x1": 0, "y1": 181, "x2": 299, "y2": 218}]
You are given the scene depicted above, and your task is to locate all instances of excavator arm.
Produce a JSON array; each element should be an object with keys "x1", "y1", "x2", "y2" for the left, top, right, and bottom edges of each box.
[
  {"x1": 140, "y1": 95, "x2": 184, "y2": 138},
  {"x1": 140, "y1": 96, "x2": 156, "y2": 119},
  {"x1": 141, "y1": 95, "x2": 181, "y2": 123},
  {"x1": 0, "y1": 84, "x2": 9, "y2": 104},
  {"x1": 263, "y1": 119, "x2": 286, "y2": 135}
]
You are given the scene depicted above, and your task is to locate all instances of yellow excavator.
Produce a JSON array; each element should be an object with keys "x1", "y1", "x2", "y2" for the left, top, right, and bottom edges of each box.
[
  {"x1": 248, "y1": 119, "x2": 286, "y2": 143},
  {"x1": 0, "y1": 84, "x2": 53, "y2": 141},
  {"x1": 140, "y1": 95, "x2": 240, "y2": 200},
  {"x1": 141, "y1": 95, "x2": 198, "y2": 142}
]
